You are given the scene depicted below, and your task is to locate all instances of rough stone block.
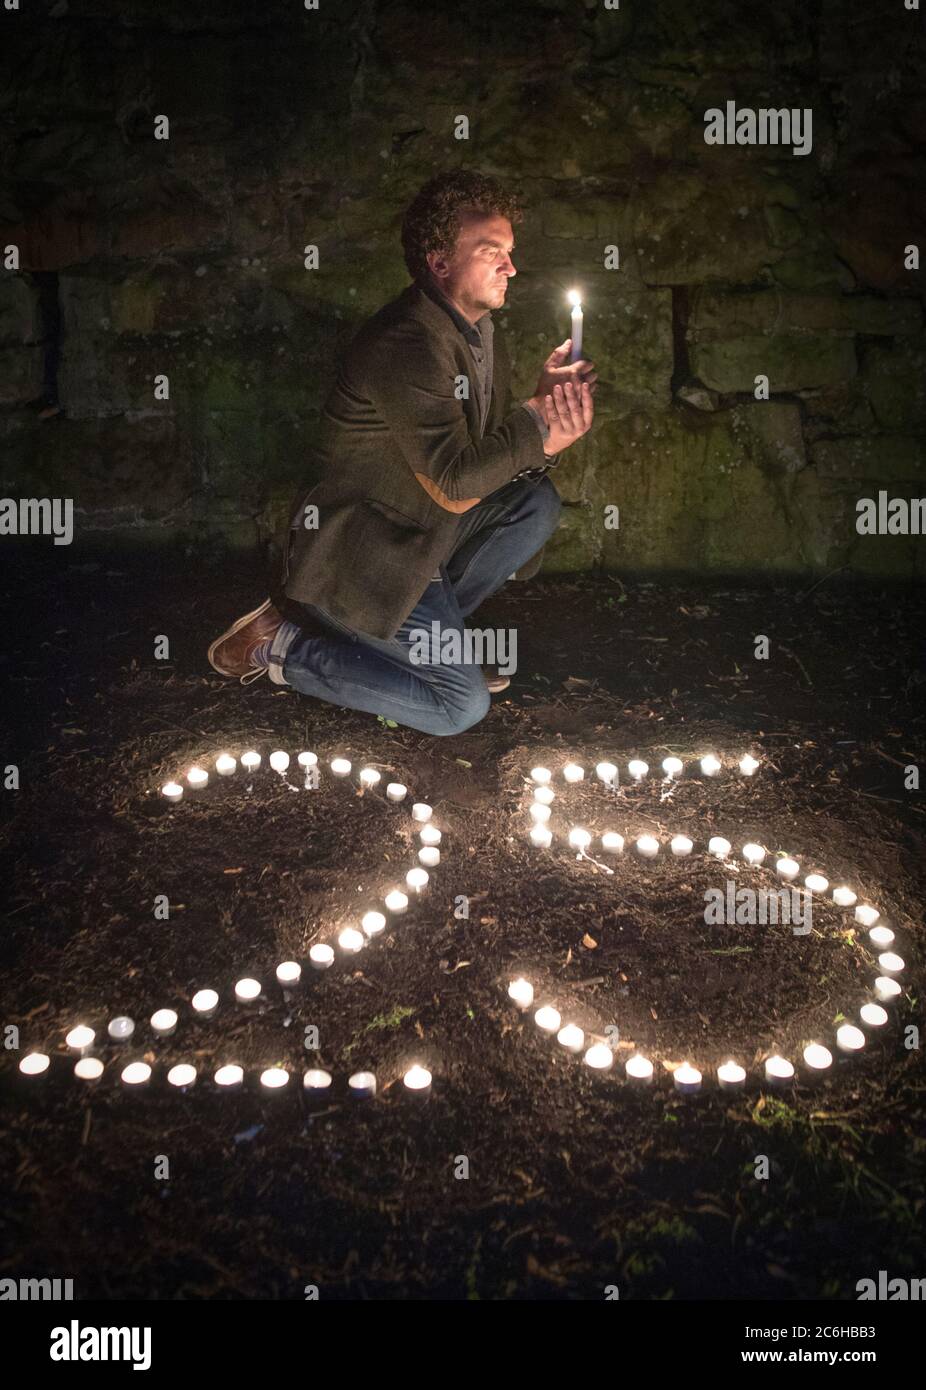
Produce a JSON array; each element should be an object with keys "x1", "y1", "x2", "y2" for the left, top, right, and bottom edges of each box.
[{"x1": 690, "y1": 335, "x2": 857, "y2": 394}]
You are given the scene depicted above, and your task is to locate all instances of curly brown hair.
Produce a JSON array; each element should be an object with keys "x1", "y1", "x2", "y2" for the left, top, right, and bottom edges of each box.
[{"x1": 401, "y1": 169, "x2": 524, "y2": 284}]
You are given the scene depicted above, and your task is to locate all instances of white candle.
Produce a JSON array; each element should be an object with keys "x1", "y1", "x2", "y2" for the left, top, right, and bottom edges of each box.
[
  {"x1": 874, "y1": 976, "x2": 901, "y2": 1002},
  {"x1": 557, "y1": 1023, "x2": 585, "y2": 1053},
  {"x1": 836, "y1": 1024, "x2": 865, "y2": 1053},
  {"x1": 584, "y1": 1042, "x2": 614, "y2": 1071},
  {"x1": 508, "y1": 978, "x2": 534, "y2": 1010},
  {"x1": 627, "y1": 759, "x2": 648, "y2": 781},
  {"x1": 260, "y1": 1067, "x2": 289, "y2": 1090},
  {"x1": 804, "y1": 873, "x2": 829, "y2": 894},
  {"x1": 563, "y1": 762, "x2": 584, "y2": 783},
  {"x1": 411, "y1": 802, "x2": 432, "y2": 822},
  {"x1": 636, "y1": 834, "x2": 659, "y2": 858},
  {"x1": 150, "y1": 1008, "x2": 178, "y2": 1037},
  {"x1": 530, "y1": 767, "x2": 552, "y2": 785},
  {"x1": 121, "y1": 1061, "x2": 152, "y2": 1087},
  {"x1": 75, "y1": 1057, "x2": 104, "y2": 1082},
  {"x1": 215, "y1": 754, "x2": 236, "y2": 777},
  {"x1": 418, "y1": 846, "x2": 440, "y2": 867},
  {"x1": 234, "y1": 977, "x2": 261, "y2": 1003},
  {"x1": 832, "y1": 886, "x2": 857, "y2": 907},
  {"x1": 739, "y1": 754, "x2": 760, "y2": 776},
  {"x1": 708, "y1": 836, "x2": 731, "y2": 859},
  {"x1": 386, "y1": 781, "x2": 407, "y2": 801},
  {"x1": 385, "y1": 890, "x2": 409, "y2": 914},
  {"x1": 269, "y1": 750, "x2": 290, "y2": 773},
  {"x1": 359, "y1": 767, "x2": 381, "y2": 788},
  {"x1": 362, "y1": 911, "x2": 386, "y2": 937},
  {"x1": 167, "y1": 1063, "x2": 197, "y2": 1089},
  {"x1": 19, "y1": 1052, "x2": 50, "y2": 1076},
  {"x1": 602, "y1": 832, "x2": 624, "y2": 854},
  {"x1": 717, "y1": 1060, "x2": 746, "y2": 1091},
  {"x1": 276, "y1": 961, "x2": 302, "y2": 986},
  {"x1": 214, "y1": 1064, "x2": 243, "y2": 1088},
  {"x1": 303, "y1": 1069, "x2": 332, "y2": 1095},
  {"x1": 568, "y1": 827, "x2": 591, "y2": 850},
  {"x1": 803, "y1": 1043, "x2": 832, "y2": 1072},
  {"x1": 107, "y1": 1016, "x2": 136, "y2": 1042},
  {"x1": 742, "y1": 843, "x2": 766, "y2": 866},
  {"x1": 530, "y1": 823, "x2": 553, "y2": 848},
  {"x1": 700, "y1": 754, "x2": 721, "y2": 777},
  {"x1": 877, "y1": 952, "x2": 904, "y2": 975},
  {"x1": 187, "y1": 766, "x2": 208, "y2": 788},
  {"x1": 298, "y1": 751, "x2": 318, "y2": 769},
  {"x1": 662, "y1": 757, "x2": 683, "y2": 778},
  {"x1": 534, "y1": 1005, "x2": 561, "y2": 1034},
  {"x1": 776, "y1": 856, "x2": 800, "y2": 881},
  {"x1": 764, "y1": 1055, "x2": 794, "y2": 1085},
  {"x1": 868, "y1": 926, "x2": 895, "y2": 949},
  {"x1": 530, "y1": 802, "x2": 552, "y2": 823},
  {"x1": 338, "y1": 927, "x2": 364, "y2": 953},
  {"x1": 625, "y1": 1054, "x2": 654, "y2": 1085},
  {"x1": 419, "y1": 823, "x2": 442, "y2": 845},
  {"x1": 670, "y1": 834, "x2": 693, "y2": 857},
  {"x1": 533, "y1": 785, "x2": 555, "y2": 805},
  {"x1": 191, "y1": 988, "x2": 219, "y2": 1017},
  {"x1": 673, "y1": 1063, "x2": 702, "y2": 1094},
  {"x1": 330, "y1": 757, "x2": 351, "y2": 777},
  {"x1": 403, "y1": 1064, "x2": 432, "y2": 1096},
  {"x1": 567, "y1": 289, "x2": 583, "y2": 362},
  {"x1": 65, "y1": 1025, "x2": 95, "y2": 1053},
  {"x1": 406, "y1": 868, "x2": 429, "y2": 892},
  {"x1": 855, "y1": 905, "x2": 880, "y2": 928},
  {"x1": 596, "y1": 761, "x2": 618, "y2": 785},
  {"x1": 859, "y1": 1003, "x2": 888, "y2": 1028},
  {"x1": 161, "y1": 781, "x2": 183, "y2": 803},
  {"x1": 349, "y1": 1071, "x2": 376, "y2": 1099},
  {"x1": 309, "y1": 943, "x2": 335, "y2": 970},
  {"x1": 241, "y1": 751, "x2": 261, "y2": 772}
]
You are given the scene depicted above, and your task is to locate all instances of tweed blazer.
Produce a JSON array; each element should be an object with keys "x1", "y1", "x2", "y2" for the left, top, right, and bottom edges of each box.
[{"x1": 280, "y1": 281, "x2": 550, "y2": 641}]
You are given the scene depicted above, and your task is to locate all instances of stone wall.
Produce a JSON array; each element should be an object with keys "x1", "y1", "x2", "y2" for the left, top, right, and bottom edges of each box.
[{"x1": 1, "y1": 0, "x2": 924, "y2": 578}]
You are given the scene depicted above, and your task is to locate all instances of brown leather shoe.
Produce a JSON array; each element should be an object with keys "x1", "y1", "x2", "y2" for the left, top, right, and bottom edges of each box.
[
  {"x1": 483, "y1": 667, "x2": 511, "y2": 694},
  {"x1": 208, "y1": 599, "x2": 283, "y2": 683}
]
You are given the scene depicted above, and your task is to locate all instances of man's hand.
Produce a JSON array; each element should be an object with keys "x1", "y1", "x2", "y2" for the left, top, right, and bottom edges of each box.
[
  {"x1": 540, "y1": 380, "x2": 594, "y2": 456},
  {"x1": 534, "y1": 338, "x2": 598, "y2": 400}
]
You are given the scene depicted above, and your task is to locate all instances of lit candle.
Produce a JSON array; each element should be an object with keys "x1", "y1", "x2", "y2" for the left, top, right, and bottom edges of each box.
[
  {"x1": 406, "y1": 867, "x2": 429, "y2": 892},
  {"x1": 708, "y1": 836, "x2": 731, "y2": 859},
  {"x1": 187, "y1": 766, "x2": 208, "y2": 789},
  {"x1": 107, "y1": 1016, "x2": 136, "y2": 1042},
  {"x1": 557, "y1": 1023, "x2": 585, "y2": 1053},
  {"x1": 673, "y1": 1063, "x2": 702, "y2": 1094},
  {"x1": 742, "y1": 843, "x2": 766, "y2": 866},
  {"x1": 403, "y1": 1064, "x2": 432, "y2": 1098},
  {"x1": 362, "y1": 911, "x2": 386, "y2": 937},
  {"x1": 533, "y1": 785, "x2": 555, "y2": 805},
  {"x1": 161, "y1": 781, "x2": 183, "y2": 803},
  {"x1": 764, "y1": 1055, "x2": 794, "y2": 1086},
  {"x1": 874, "y1": 976, "x2": 901, "y2": 1003},
  {"x1": 804, "y1": 873, "x2": 829, "y2": 894},
  {"x1": 670, "y1": 834, "x2": 693, "y2": 857},
  {"x1": 269, "y1": 750, "x2": 290, "y2": 774},
  {"x1": 625, "y1": 1054, "x2": 653, "y2": 1085},
  {"x1": 596, "y1": 761, "x2": 618, "y2": 785},
  {"x1": 65, "y1": 1025, "x2": 95, "y2": 1054},
  {"x1": 868, "y1": 926, "x2": 895, "y2": 949},
  {"x1": 19, "y1": 1052, "x2": 50, "y2": 1076},
  {"x1": 700, "y1": 754, "x2": 721, "y2": 777},
  {"x1": 563, "y1": 762, "x2": 584, "y2": 783},
  {"x1": 309, "y1": 943, "x2": 335, "y2": 970},
  {"x1": 530, "y1": 824, "x2": 553, "y2": 848},
  {"x1": 584, "y1": 1042, "x2": 614, "y2": 1071},
  {"x1": 419, "y1": 823, "x2": 442, "y2": 845},
  {"x1": 832, "y1": 886, "x2": 857, "y2": 907},
  {"x1": 739, "y1": 754, "x2": 760, "y2": 776},
  {"x1": 836, "y1": 1024, "x2": 865, "y2": 1053},
  {"x1": 167, "y1": 1063, "x2": 197, "y2": 1089},
  {"x1": 215, "y1": 754, "x2": 236, "y2": 777},
  {"x1": 338, "y1": 927, "x2": 364, "y2": 953},
  {"x1": 150, "y1": 1008, "x2": 178, "y2": 1038},
  {"x1": 214, "y1": 1064, "x2": 243, "y2": 1089},
  {"x1": 359, "y1": 767, "x2": 381, "y2": 788},
  {"x1": 121, "y1": 1061, "x2": 152, "y2": 1087},
  {"x1": 330, "y1": 757, "x2": 351, "y2": 777},
  {"x1": 877, "y1": 952, "x2": 904, "y2": 975},
  {"x1": 662, "y1": 757, "x2": 683, "y2": 779},
  {"x1": 75, "y1": 1057, "x2": 104, "y2": 1082},
  {"x1": 567, "y1": 289, "x2": 583, "y2": 362},
  {"x1": 602, "y1": 832, "x2": 625, "y2": 854},
  {"x1": 534, "y1": 1006, "x2": 561, "y2": 1034},
  {"x1": 627, "y1": 759, "x2": 648, "y2": 781},
  {"x1": 508, "y1": 978, "x2": 534, "y2": 1011},
  {"x1": 855, "y1": 905, "x2": 879, "y2": 928},
  {"x1": 191, "y1": 988, "x2": 219, "y2": 1017},
  {"x1": 298, "y1": 751, "x2": 318, "y2": 770},
  {"x1": 568, "y1": 827, "x2": 591, "y2": 850},
  {"x1": 241, "y1": 751, "x2": 261, "y2": 772},
  {"x1": 859, "y1": 1003, "x2": 888, "y2": 1028},
  {"x1": 418, "y1": 846, "x2": 440, "y2": 867},
  {"x1": 530, "y1": 803, "x2": 552, "y2": 823},
  {"x1": 276, "y1": 961, "x2": 302, "y2": 989},
  {"x1": 636, "y1": 834, "x2": 659, "y2": 858},
  {"x1": 412, "y1": 803, "x2": 432, "y2": 822},
  {"x1": 803, "y1": 1043, "x2": 832, "y2": 1072},
  {"x1": 386, "y1": 782, "x2": 407, "y2": 801},
  {"x1": 303, "y1": 1069, "x2": 332, "y2": 1097},
  {"x1": 717, "y1": 1060, "x2": 746, "y2": 1091},
  {"x1": 385, "y1": 890, "x2": 409, "y2": 914},
  {"x1": 530, "y1": 767, "x2": 552, "y2": 785},
  {"x1": 349, "y1": 1070, "x2": 376, "y2": 1099},
  {"x1": 260, "y1": 1067, "x2": 289, "y2": 1090},
  {"x1": 234, "y1": 977, "x2": 262, "y2": 1004},
  {"x1": 776, "y1": 856, "x2": 800, "y2": 881}
]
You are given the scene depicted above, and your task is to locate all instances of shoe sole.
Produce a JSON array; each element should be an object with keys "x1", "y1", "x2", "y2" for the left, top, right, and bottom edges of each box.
[
  {"x1": 207, "y1": 598, "x2": 273, "y2": 676},
  {"x1": 486, "y1": 676, "x2": 511, "y2": 693}
]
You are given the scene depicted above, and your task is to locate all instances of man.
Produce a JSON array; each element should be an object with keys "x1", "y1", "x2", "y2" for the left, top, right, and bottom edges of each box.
[{"x1": 208, "y1": 169, "x2": 596, "y2": 735}]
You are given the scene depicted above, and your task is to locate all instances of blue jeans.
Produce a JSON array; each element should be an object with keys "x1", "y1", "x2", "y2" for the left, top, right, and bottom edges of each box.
[{"x1": 274, "y1": 475, "x2": 561, "y2": 736}]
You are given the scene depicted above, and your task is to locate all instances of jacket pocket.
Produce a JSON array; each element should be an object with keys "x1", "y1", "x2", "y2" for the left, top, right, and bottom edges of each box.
[{"x1": 363, "y1": 497, "x2": 429, "y2": 532}]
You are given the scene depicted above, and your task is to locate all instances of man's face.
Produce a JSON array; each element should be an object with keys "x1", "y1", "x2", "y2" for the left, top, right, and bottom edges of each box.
[{"x1": 426, "y1": 210, "x2": 517, "y2": 321}]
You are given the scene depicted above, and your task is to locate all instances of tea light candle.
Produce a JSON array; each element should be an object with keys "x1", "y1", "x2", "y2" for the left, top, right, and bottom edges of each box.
[
  {"x1": 303, "y1": 1069, "x2": 332, "y2": 1096},
  {"x1": 412, "y1": 803, "x2": 432, "y2": 822},
  {"x1": 803, "y1": 1042, "x2": 832, "y2": 1072},
  {"x1": 309, "y1": 943, "x2": 335, "y2": 970},
  {"x1": 700, "y1": 754, "x2": 721, "y2": 777},
  {"x1": 214, "y1": 1064, "x2": 243, "y2": 1089},
  {"x1": 260, "y1": 1067, "x2": 289, "y2": 1090},
  {"x1": 276, "y1": 961, "x2": 302, "y2": 987},
  {"x1": 65, "y1": 1025, "x2": 95, "y2": 1054},
  {"x1": 717, "y1": 1060, "x2": 746, "y2": 1091},
  {"x1": 627, "y1": 759, "x2": 648, "y2": 781},
  {"x1": 241, "y1": 751, "x2": 261, "y2": 772},
  {"x1": 121, "y1": 1061, "x2": 152, "y2": 1087},
  {"x1": 108, "y1": 1016, "x2": 135, "y2": 1042},
  {"x1": 191, "y1": 988, "x2": 219, "y2": 1017},
  {"x1": 874, "y1": 976, "x2": 901, "y2": 1003},
  {"x1": 859, "y1": 1003, "x2": 888, "y2": 1028},
  {"x1": 298, "y1": 751, "x2": 318, "y2": 769},
  {"x1": 385, "y1": 890, "x2": 409, "y2": 914},
  {"x1": 584, "y1": 1042, "x2": 614, "y2": 1071},
  {"x1": 418, "y1": 846, "x2": 440, "y2": 867},
  {"x1": 530, "y1": 803, "x2": 552, "y2": 823},
  {"x1": 386, "y1": 782, "x2": 407, "y2": 801},
  {"x1": 20, "y1": 1052, "x2": 50, "y2": 1076},
  {"x1": 533, "y1": 784, "x2": 555, "y2": 805},
  {"x1": 349, "y1": 1071, "x2": 376, "y2": 1099},
  {"x1": 406, "y1": 868, "x2": 429, "y2": 892},
  {"x1": 150, "y1": 1008, "x2": 178, "y2": 1038},
  {"x1": 709, "y1": 837, "x2": 731, "y2": 859},
  {"x1": 419, "y1": 823, "x2": 442, "y2": 846},
  {"x1": 836, "y1": 1024, "x2": 865, "y2": 1053},
  {"x1": 167, "y1": 1063, "x2": 197, "y2": 1089},
  {"x1": 161, "y1": 781, "x2": 183, "y2": 802},
  {"x1": 673, "y1": 1063, "x2": 702, "y2": 1094},
  {"x1": 855, "y1": 905, "x2": 880, "y2": 928},
  {"x1": 568, "y1": 827, "x2": 591, "y2": 850},
  {"x1": 832, "y1": 886, "x2": 857, "y2": 907},
  {"x1": 868, "y1": 926, "x2": 895, "y2": 949},
  {"x1": 670, "y1": 834, "x2": 693, "y2": 857},
  {"x1": 596, "y1": 761, "x2": 618, "y2": 784},
  {"x1": 602, "y1": 832, "x2": 624, "y2": 854},
  {"x1": 269, "y1": 750, "x2": 290, "y2": 773},
  {"x1": 764, "y1": 1055, "x2": 794, "y2": 1086},
  {"x1": 739, "y1": 754, "x2": 760, "y2": 776},
  {"x1": 563, "y1": 762, "x2": 585, "y2": 783},
  {"x1": 530, "y1": 824, "x2": 553, "y2": 848},
  {"x1": 75, "y1": 1057, "x2": 104, "y2": 1082},
  {"x1": 362, "y1": 911, "x2": 386, "y2": 937},
  {"x1": 877, "y1": 952, "x2": 904, "y2": 975},
  {"x1": 534, "y1": 1006, "x2": 561, "y2": 1034},
  {"x1": 776, "y1": 857, "x2": 800, "y2": 881},
  {"x1": 804, "y1": 873, "x2": 829, "y2": 894},
  {"x1": 557, "y1": 1024, "x2": 585, "y2": 1053},
  {"x1": 508, "y1": 978, "x2": 534, "y2": 1010},
  {"x1": 187, "y1": 766, "x2": 208, "y2": 789},
  {"x1": 338, "y1": 928, "x2": 364, "y2": 953},
  {"x1": 636, "y1": 834, "x2": 660, "y2": 858},
  {"x1": 662, "y1": 757, "x2": 683, "y2": 778},
  {"x1": 215, "y1": 754, "x2": 236, "y2": 776},
  {"x1": 359, "y1": 767, "x2": 381, "y2": 788},
  {"x1": 530, "y1": 767, "x2": 552, "y2": 785},
  {"x1": 742, "y1": 843, "x2": 766, "y2": 866},
  {"x1": 403, "y1": 1065, "x2": 432, "y2": 1097},
  {"x1": 234, "y1": 977, "x2": 262, "y2": 1004},
  {"x1": 330, "y1": 757, "x2": 351, "y2": 777},
  {"x1": 625, "y1": 1054, "x2": 654, "y2": 1085}
]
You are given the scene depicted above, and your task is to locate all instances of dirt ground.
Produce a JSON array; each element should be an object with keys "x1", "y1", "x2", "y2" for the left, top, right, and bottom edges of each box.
[{"x1": 1, "y1": 551, "x2": 923, "y2": 1300}]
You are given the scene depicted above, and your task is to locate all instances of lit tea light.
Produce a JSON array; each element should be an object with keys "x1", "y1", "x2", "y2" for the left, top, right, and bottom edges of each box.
[
  {"x1": 855, "y1": 905, "x2": 879, "y2": 928},
  {"x1": 627, "y1": 759, "x2": 648, "y2": 781},
  {"x1": 65, "y1": 1025, "x2": 95, "y2": 1053},
  {"x1": 717, "y1": 1060, "x2": 746, "y2": 1091},
  {"x1": 508, "y1": 978, "x2": 534, "y2": 1011},
  {"x1": 534, "y1": 1006, "x2": 561, "y2": 1034},
  {"x1": 832, "y1": 886, "x2": 857, "y2": 907},
  {"x1": 419, "y1": 823, "x2": 442, "y2": 846},
  {"x1": 191, "y1": 988, "x2": 219, "y2": 1017},
  {"x1": 385, "y1": 890, "x2": 409, "y2": 914},
  {"x1": 662, "y1": 757, "x2": 684, "y2": 778},
  {"x1": 187, "y1": 766, "x2": 208, "y2": 789},
  {"x1": 385, "y1": 782, "x2": 407, "y2": 801},
  {"x1": 19, "y1": 1052, "x2": 50, "y2": 1076},
  {"x1": 602, "y1": 832, "x2": 625, "y2": 854},
  {"x1": 418, "y1": 846, "x2": 440, "y2": 867},
  {"x1": 298, "y1": 751, "x2": 318, "y2": 769},
  {"x1": 167, "y1": 1064, "x2": 197, "y2": 1089},
  {"x1": 412, "y1": 803, "x2": 432, "y2": 822},
  {"x1": 215, "y1": 754, "x2": 236, "y2": 776},
  {"x1": 348, "y1": 1071, "x2": 376, "y2": 1099},
  {"x1": 670, "y1": 834, "x2": 693, "y2": 857},
  {"x1": 568, "y1": 827, "x2": 591, "y2": 850},
  {"x1": 764, "y1": 1055, "x2": 794, "y2": 1086},
  {"x1": 534, "y1": 785, "x2": 555, "y2": 806},
  {"x1": 269, "y1": 750, "x2": 290, "y2": 774},
  {"x1": 338, "y1": 928, "x2": 364, "y2": 954},
  {"x1": 803, "y1": 1043, "x2": 832, "y2": 1072},
  {"x1": 121, "y1": 1061, "x2": 152, "y2": 1087},
  {"x1": 530, "y1": 803, "x2": 552, "y2": 824},
  {"x1": 776, "y1": 857, "x2": 800, "y2": 881},
  {"x1": 530, "y1": 767, "x2": 552, "y2": 785},
  {"x1": 708, "y1": 837, "x2": 731, "y2": 859},
  {"x1": 107, "y1": 1015, "x2": 136, "y2": 1042},
  {"x1": 739, "y1": 754, "x2": 760, "y2": 776},
  {"x1": 406, "y1": 868, "x2": 429, "y2": 893},
  {"x1": 150, "y1": 1008, "x2": 178, "y2": 1038},
  {"x1": 234, "y1": 977, "x2": 262, "y2": 1003},
  {"x1": 625, "y1": 1054, "x2": 653, "y2": 1085},
  {"x1": 584, "y1": 1042, "x2": 614, "y2": 1071},
  {"x1": 403, "y1": 1065, "x2": 432, "y2": 1096},
  {"x1": 700, "y1": 754, "x2": 721, "y2": 777},
  {"x1": 330, "y1": 757, "x2": 351, "y2": 777},
  {"x1": 303, "y1": 1069, "x2": 332, "y2": 1096},
  {"x1": 75, "y1": 1057, "x2": 104, "y2": 1082},
  {"x1": 868, "y1": 925, "x2": 894, "y2": 949},
  {"x1": 859, "y1": 1003, "x2": 888, "y2": 1028},
  {"x1": 877, "y1": 952, "x2": 904, "y2": 975},
  {"x1": 636, "y1": 834, "x2": 660, "y2": 858},
  {"x1": 275, "y1": 961, "x2": 302, "y2": 987},
  {"x1": 673, "y1": 1063, "x2": 702, "y2": 1094},
  {"x1": 557, "y1": 1024, "x2": 585, "y2": 1053},
  {"x1": 214, "y1": 1064, "x2": 243, "y2": 1088},
  {"x1": 836, "y1": 1024, "x2": 865, "y2": 1053},
  {"x1": 530, "y1": 824, "x2": 553, "y2": 848},
  {"x1": 260, "y1": 1067, "x2": 289, "y2": 1090},
  {"x1": 359, "y1": 767, "x2": 381, "y2": 788},
  {"x1": 804, "y1": 873, "x2": 829, "y2": 894},
  {"x1": 362, "y1": 911, "x2": 386, "y2": 937},
  {"x1": 596, "y1": 761, "x2": 618, "y2": 784},
  {"x1": 309, "y1": 943, "x2": 335, "y2": 970},
  {"x1": 161, "y1": 781, "x2": 183, "y2": 803},
  {"x1": 742, "y1": 843, "x2": 766, "y2": 866},
  {"x1": 563, "y1": 762, "x2": 585, "y2": 783},
  {"x1": 241, "y1": 751, "x2": 261, "y2": 772},
  {"x1": 874, "y1": 976, "x2": 901, "y2": 1003}
]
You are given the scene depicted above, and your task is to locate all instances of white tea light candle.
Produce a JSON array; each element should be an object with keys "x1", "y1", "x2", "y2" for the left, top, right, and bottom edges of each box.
[
  {"x1": 568, "y1": 827, "x2": 591, "y2": 850},
  {"x1": 530, "y1": 824, "x2": 553, "y2": 848},
  {"x1": 107, "y1": 1015, "x2": 135, "y2": 1042},
  {"x1": 776, "y1": 857, "x2": 800, "y2": 881},
  {"x1": 836, "y1": 1024, "x2": 865, "y2": 1053},
  {"x1": 167, "y1": 1064, "x2": 197, "y2": 1089},
  {"x1": 75, "y1": 1057, "x2": 104, "y2": 1082},
  {"x1": 533, "y1": 784, "x2": 555, "y2": 805},
  {"x1": 670, "y1": 834, "x2": 693, "y2": 857},
  {"x1": 348, "y1": 1071, "x2": 376, "y2": 1099},
  {"x1": 700, "y1": 755, "x2": 721, "y2": 777},
  {"x1": 709, "y1": 837, "x2": 731, "y2": 859},
  {"x1": 121, "y1": 1061, "x2": 151, "y2": 1087},
  {"x1": 636, "y1": 834, "x2": 660, "y2": 858},
  {"x1": 20, "y1": 1052, "x2": 50, "y2": 1076},
  {"x1": 557, "y1": 1024, "x2": 585, "y2": 1053},
  {"x1": 534, "y1": 1006, "x2": 561, "y2": 1034},
  {"x1": 877, "y1": 952, "x2": 904, "y2": 975},
  {"x1": 241, "y1": 751, "x2": 261, "y2": 772},
  {"x1": 742, "y1": 843, "x2": 766, "y2": 866},
  {"x1": 855, "y1": 905, "x2": 880, "y2": 928},
  {"x1": 602, "y1": 832, "x2": 625, "y2": 854},
  {"x1": 359, "y1": 767, "x2": 381, "y2": 788},
  {"x1": 419, "y1": 823, "x2": 442, "y2": 845},
  {"x1": 530, "y1": 802, "x2": 552, "y2": 823},
  {"x1": 309, "y1": 943, "x2": 334, "y2": 970},
  {"x1": 362, "y1": 911, "x2": 386, "y2": 937},
  {"x1": 804, "y1": 874, "x2": 829, "y2": 894},
  {"x1": 739, "y1": 754, "x2": 760, "y2": 776},
  {"x1": 530, "y1": 767, "x2": 552, "y2": 785},
  {"x1": 418, "y1": 846, "x2": 440, "y2": 867},
  {"x1": 673, "y1": 1063, "x2": 702, "y2": 1094},
  {"x1": 269, "y1": 750, "x2": 290, "y2": 773},
  {"x1": 65, "y1": 1025, "x2": 95, "y2": 1053},
  {"x1": 859, "y1": 1003, "x2": 888, "y2": 1028},
  {"x1": 150, "y1": 1008, "x2": 178, "y2": 1038},
  {"x1": 214, "y1": 1064, "x2": 243, "y2": 1088},
  {"x1": 584, "y1": 1043, "x2": 614, "y2": 1071},
  {"x1": 338, "y1": 928, "x2": 364, "y2": 953},
  {"x1": 385, "y1": 781, "x2": 407, "y2": 801},
  {"x1": 384, "y1": 890, "x2": 409, "y2": 913},
  {"x1": 234, "y1": 978, "x2": 261, "y2": 1003},
  {"x1": 403, "y1": 1065, "x2": 432, "y2": 1095},
  {"x1": 868, "y1": 926, "x2": 895, "y2": 949},
  {"x1": 303, "y1": 1069, "x2": 332, "y2": 1095},
  {"x1": 832, "y1": 886, "x2": 857, "y2": 907},
  {"x1": 874, "y1": 976, "x2": 901, "y2": 1003},
  {"x1": 764, "y1": 1055, "x2": 794, "y2": 1085},
  {"x1": 717, "y1": 1060, "x2": 746, "y2": 1091},
  {"x1": 406, "y1": 868, "x2": 429, "y2": 892},
  {"x1": 191, "y1": 988, "x2": 219, "y2": 1017},
  {"x1": 596, "y1": 761, "x2": 618, "y2": 784},
  {"x1": 625, "y1": 1055, "x2": 653, "y2": 1085},
  {"x1": 187, "y1": 766, "x2": 208, "y2": 788},
  {"x1": 411, "y1": 803, "x2": 432, "y2": 822},
  {"x1": 161, "y1": 781, "x2": 183, "y2": 802},
  {"x1": 662, "y1": 757, "x2": 683, "y2": 778},
  {"x1": 275, "y1": 961, "x2": 302, "y2": 986},
  {"x1": 563, "y1": 762, "x2": 584, "y2": 783},
  {"x1": 508, "y1": 978, "x2": 534, "y2": 1010},
  {"x1": 803, "y1": 1043, "x2": 832, "y2": 1072},
  {"x1": 260, "y1": 1067, "x2": 289, "y2": 1089},
  {"x1": 215, "y1": 754, "x2": 236, "y2": 776},
  {"x1": 627, "y1": 759, "x2": 648, "y2": 781},
  {"x1": 330, "y1": 757, "x2": 351, "y2": 777},
  {"x1": 297, "y1": 751, "x2": 318, "y2": 769}
]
